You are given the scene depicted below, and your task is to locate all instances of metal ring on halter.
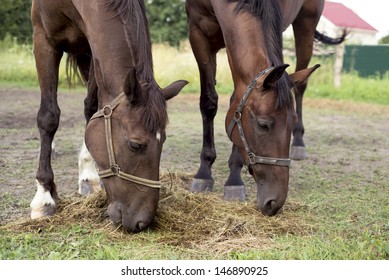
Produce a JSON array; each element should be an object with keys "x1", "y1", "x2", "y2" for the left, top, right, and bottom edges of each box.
[
  {"x1": 103, "y1": 105, "x2": 113, "y2": 118},
  {"x1": 110, "y1": 164, "x2": 120, "y2": 175},
  {"x1": 234, "y1": 111, "x2": 242, "y2": 122}
]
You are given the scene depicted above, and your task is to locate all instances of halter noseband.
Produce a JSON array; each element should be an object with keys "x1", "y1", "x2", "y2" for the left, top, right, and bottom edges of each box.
[
  {"x1": 89, "y1": 93, "x2": 161, "y2": 189},
  {"x1": 226, "y1": 66, "x2": 292, "y2": 168}
]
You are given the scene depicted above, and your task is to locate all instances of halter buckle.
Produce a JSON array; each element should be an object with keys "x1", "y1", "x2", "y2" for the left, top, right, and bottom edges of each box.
[{"x1": 248, "y1": 153, "x2": 256, "y2": 165}]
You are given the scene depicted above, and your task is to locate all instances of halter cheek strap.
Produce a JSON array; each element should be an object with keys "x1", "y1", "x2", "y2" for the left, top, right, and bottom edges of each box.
[
  {"x1": 89, "y1": 93, "x2": 161, "y2": 189},
  {"x1": 226, "y1": 67, "x2": 292, "y2": 168}
]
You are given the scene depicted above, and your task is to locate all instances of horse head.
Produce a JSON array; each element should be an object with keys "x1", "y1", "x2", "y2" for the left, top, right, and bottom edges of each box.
[
  {"x1": 225, "y1": 64, "x2": 319, "y2": 216},
  {"x1": 85, "y1": 67, "x2": 187, "y2": 232}
]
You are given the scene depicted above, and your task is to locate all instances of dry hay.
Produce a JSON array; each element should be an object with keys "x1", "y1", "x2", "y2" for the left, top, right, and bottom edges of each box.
[{"x1": 2, "y1": 172, "x2": 314, "y2": 257}]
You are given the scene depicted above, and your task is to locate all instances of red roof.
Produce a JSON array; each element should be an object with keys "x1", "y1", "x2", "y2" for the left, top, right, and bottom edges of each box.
[{"x1": 323, "y1": 1, "x2": 377, "y2": 32}]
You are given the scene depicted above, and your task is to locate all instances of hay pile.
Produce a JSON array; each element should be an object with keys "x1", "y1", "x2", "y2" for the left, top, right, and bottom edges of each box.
[
  {"x1": 155, "y1": 172, "x2": 312, "y2": 254},
  {"x1": 4, "y1": 172, "x2": 313, "y2": 257}
]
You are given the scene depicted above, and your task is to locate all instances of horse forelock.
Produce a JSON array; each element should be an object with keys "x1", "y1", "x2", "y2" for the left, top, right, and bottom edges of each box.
[
  {"x1": 106, "y1": 0, "x2": 167, "y2": 134},
  {"x1": 228, "y1": 0, "x2": 293, "y2": 111},
  {"x1": 139, "y1": 81, "x2": 169, "y2": 135},
  {"x1": 275, "y1": 74, "x2": 294, "y2": 112}
]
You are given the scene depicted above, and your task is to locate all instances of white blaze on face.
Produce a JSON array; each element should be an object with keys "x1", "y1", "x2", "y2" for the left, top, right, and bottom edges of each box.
[
  {"x1": 30, "y1": 180, "x2": 56, "y2": 219},
  {"x1": 156, "y1": 131, "x2": 161, "y2": 142}
]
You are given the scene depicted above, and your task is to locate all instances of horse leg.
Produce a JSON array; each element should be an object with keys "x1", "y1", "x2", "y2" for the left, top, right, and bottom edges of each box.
[
  {"x1": 223, "y1": 144, "x2": 246, "y2": 201},
  {"x1": 78, "y1": 140, "x2": 101, "y2": 195},
  {"x1": 189, "y1": 28, "x2": 219, "y2": 192},
  {"x1": 30, "y1": 33, "x2": 62, "y2": 219},
  {"x1": 76, "y1": 55, "x2": 102, "y2": 195},
  {"x1": 290, "y1": 15, "x2": 317, "y2": 160}
]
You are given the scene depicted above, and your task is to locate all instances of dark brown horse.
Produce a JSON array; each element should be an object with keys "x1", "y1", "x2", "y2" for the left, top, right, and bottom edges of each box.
[
  {"x1": 30, "y1": 0, "x2": 187, "y2": 232},
  {"x1": 186, "y1": 0, "x2": 344, "y2": 215},
  {"x1": 278, "y1": 0, "x2": 346, "y2": 160}
]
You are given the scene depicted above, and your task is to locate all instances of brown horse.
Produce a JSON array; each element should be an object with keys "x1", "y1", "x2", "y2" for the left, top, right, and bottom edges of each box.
[
  {"x1": 186, "y1": 0, "x2": 344, "y2": 215},
  {"x1": 278, "y1": 0, "x2": 346, "y2": 160},
  {"x1": 30, "y1": 0, "x2": 187, "y2": 232}
]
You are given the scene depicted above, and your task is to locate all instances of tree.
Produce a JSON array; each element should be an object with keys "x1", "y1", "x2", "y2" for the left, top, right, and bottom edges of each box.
[
  {"x1": 378, "y1": 34, "x2": 389, "y2": 44},
  {"x1": 145, "y1": 0, "x2": 188, "y2": 47},
  {"x1": 0, "y1": 0, "x2": 32, "y2": 43},
  {"x1": 0, "y1": 0, "x2": 188, "y2": 47}
]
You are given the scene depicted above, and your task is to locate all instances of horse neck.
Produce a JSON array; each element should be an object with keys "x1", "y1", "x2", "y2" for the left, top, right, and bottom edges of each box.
[
  {"x1": 225, "y1": 21, "x2": 272, "y2": 88},
  {"x1": 223, "y1": 0, "x2": 284, "y2": 79},
  {"x1": 214, "y1": 3, "x2": 280, "y2": 86}
]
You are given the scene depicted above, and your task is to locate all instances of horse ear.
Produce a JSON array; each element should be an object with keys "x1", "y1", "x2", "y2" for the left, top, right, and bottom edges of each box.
[
  {"x1": 124, "y1": 67, "x2": 143, "y2": 105},
  {"x1": 161, "y1": 80, "x2": 189, "y2": 100},
  {"x1": 290, "y1": 64, "x2": 321, "y2": 86},
  {"x1": 263, "y1": 64, "x2": 289, "y2": 89}
]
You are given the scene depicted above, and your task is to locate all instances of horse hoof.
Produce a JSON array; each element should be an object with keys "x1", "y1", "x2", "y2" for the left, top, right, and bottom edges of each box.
[
  {"x1": 190, "y1": 178, "x2": 214, "y2": 192},
  {"x1": 30, "y1": 203, "x2": 57, "y2": 219},
  {"x1": 78, "y1": 179, "x2": 103, "y2": 196},
  {"x1": 223, "y1": 185, "x2": 246, "y2": 201},
  {"x1": 30, "y1": 182, "x2": 57, "y2": 219},
  {"x1": 290, "y1": 146, "x2": 308, "y2": 160}
]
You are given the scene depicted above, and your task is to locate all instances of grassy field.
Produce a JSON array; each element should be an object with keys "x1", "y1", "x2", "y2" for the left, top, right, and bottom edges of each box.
[
  {"x1": 0, "y1": 42, "x2": 388, "y2": 260},
  {"x1": 1, "y1": 41, "x2": 389, "y2": 105}
]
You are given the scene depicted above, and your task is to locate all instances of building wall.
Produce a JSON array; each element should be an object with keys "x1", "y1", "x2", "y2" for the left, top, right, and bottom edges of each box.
[
  {"x1": 283, "y1": 18, "x2": 378, "y2": 45},
  {"x1": 316, "y1": 18, "x2": 378, "y2": 45}
]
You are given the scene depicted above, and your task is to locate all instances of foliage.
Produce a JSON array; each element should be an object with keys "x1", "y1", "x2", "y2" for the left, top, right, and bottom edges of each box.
[
  {"x1": 0, "y1": 0, "x2": 32, "y2": 44},
  {"x1": 378, "y1": 34, "x2": 389, "y2": 44},
  {"x1": 0, "y1": 0, "x2": 188, "y2": 47},
  {"x1": 145, "y1": 0, "x2": 188, "y2": 47}
]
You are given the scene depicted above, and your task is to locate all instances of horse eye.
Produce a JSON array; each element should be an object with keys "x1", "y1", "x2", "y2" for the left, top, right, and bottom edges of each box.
[
  {"x1": 257, "y1": 121, "x2": 270, "y2": 131},
  {"x1": 256, "y1": 118, "x2": 274, "y2": 132},
  {"x1": 128, "y1": 141, "x2": 146, "y2": 153}
]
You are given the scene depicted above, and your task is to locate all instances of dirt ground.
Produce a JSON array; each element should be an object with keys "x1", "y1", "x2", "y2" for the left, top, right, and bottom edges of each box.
[{"x1": 1, "y1": 87, "x2": 388, "y2": 224}]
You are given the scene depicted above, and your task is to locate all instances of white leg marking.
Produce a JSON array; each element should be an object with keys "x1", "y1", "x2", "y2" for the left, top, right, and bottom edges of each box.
[
  {"x1": 30, "y1": 180, "x2": 56, "y2": 219},
  {"x1": 78, "y1": 141, "x2": 101, "y2": 194}
]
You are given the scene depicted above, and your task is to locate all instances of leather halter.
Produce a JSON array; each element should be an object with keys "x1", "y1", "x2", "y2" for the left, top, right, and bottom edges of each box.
[
  {"x1": 226, "y1": 67, "x2": 291, "y2": 168},
  {"x1": 89, "y1": 93, "x2": 161, "y2": 189}
]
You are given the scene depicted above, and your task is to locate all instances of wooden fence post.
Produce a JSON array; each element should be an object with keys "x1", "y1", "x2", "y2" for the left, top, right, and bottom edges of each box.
[{"x1": 334, "y1": 43, "x2": 345, "y2": 88}]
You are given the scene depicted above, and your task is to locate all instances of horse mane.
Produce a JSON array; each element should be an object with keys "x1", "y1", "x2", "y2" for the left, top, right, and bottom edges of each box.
[
  {"x1": 106, "y1": 0, "x2": 168, "y2": 134},
  {"x1": 227, "y1": 0, "x2": 294, "y2": 111}
]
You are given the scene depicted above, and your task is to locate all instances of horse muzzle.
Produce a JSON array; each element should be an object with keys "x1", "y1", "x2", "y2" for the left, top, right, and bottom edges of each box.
[
  {"x1": 107, "y1": 202, "x2": 155, "y2": 233},
  {"x1": 255, "y1": 177, "x2": 288, "y2": 216}
]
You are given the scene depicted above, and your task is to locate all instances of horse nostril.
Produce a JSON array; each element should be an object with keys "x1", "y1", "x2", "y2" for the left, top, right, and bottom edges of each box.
[
  {"x1": 136, "y1": 221, "x2": 147, "y2": 232},
  {"x1": 262, "y1": 200, "x2": 277, "y2": 216}
]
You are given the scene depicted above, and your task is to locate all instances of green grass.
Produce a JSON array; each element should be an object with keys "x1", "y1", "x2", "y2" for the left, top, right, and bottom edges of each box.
[
  {"x1": 1, "y1": 41, "x2": 388, "y2": 105},
  {"x1": 296, "y1": 56, "x2": 389, "y2": 105}
]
